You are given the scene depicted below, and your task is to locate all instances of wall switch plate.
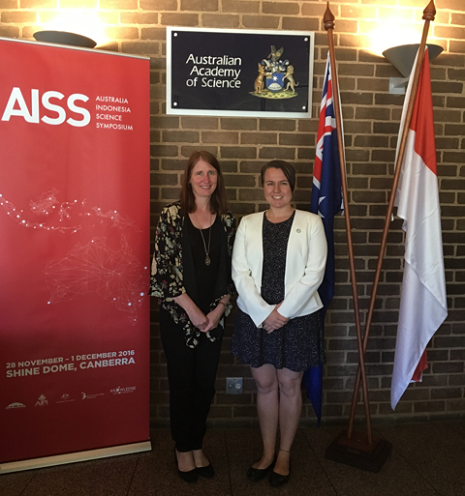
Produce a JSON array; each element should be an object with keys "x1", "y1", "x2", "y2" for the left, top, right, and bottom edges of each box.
[
  {"x1": 389, "y1": 77, "x2": 408, "y2": 95},
  {"x1": 226, "y1": 377, "x2": 243, "y2": 394}
]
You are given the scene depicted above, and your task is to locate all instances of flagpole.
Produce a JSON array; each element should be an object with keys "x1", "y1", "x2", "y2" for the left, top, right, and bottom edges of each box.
[
  {"x1": 324, "y1": 2, "x2": 391, "y2": 472},
  {"x1": 323, "y1": 2, "x2": 372, "y2": 444},
  {"x1": 346, "y1": 0, "x2": 437, "y2": 436}
]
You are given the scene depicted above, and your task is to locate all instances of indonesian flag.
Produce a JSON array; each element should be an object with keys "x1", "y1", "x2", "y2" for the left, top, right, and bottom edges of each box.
[{"x1": 391, "y1": 49, "x2": 448, "y2": 410}]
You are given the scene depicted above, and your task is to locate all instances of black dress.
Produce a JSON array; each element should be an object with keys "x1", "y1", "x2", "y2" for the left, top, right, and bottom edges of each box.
[{"x1": 231, "y1": 212, "x2": 325, "y2": 372}]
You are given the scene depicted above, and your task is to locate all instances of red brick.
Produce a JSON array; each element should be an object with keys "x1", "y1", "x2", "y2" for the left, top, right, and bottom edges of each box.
[
  {"x1": 105, "y1": 27, "x2": 139, "y2": 40},
  {"x1": 201, "y1": 14, "x2": 240, "y2": 28},
  {"x1": 2, "y1": 11, "x2": 36, "y2": 22},
  {"x1": 282, "y1": 16, "x2": 319, "y2": 31},
  {"x1": 220, "y1": 146, "x2": 256, "y2": 159},
  {"x1": 122, "y1": 42, "x2": 159, "y2": 55},
  {"x1": 121, "y1": 13, "x2": 158, "y2": 24},
  {"x1": 181, "y1": 0, "x2": 218, "y2": 11},
  {"x1": 259, "y1": 147, "x2": 295, "y2": 160},
  {"x1": 181, "y1": 145, "x2": 218, "y2": 157},
  {"x1": 263, "y1": 118, "x2": 298, "y2": 132},
  {"x1": 222, "y1": 0, "x2": 259, "y2": 14},
  {"x1": 160, "y1": 13, "x2": 199, "y2": 26},
  {"x1": 141, "y1": 0, "x2": 177, "y2": 10},
  {"x1": 222, "y1": 118, "x2": 257, "y2": 131},
  {"x1": 202, "y1": 131, "x2": 239, "y2": 144},
  {"x1": 435, "y1": 25, "x2": 465, "y2": 41},
  {"x1": 163, "y1": 130, "x2": 200, "y2": 143},
  {"x1": 19, "y1": 0, "x2": 54, "y2": 6},
  {"x1": 0, "y1": 0, "x2": 18, "y2": 7},
  {"x1": 182, "y1": 116, "x2": 219, "y2": 129},
  {"x1": 0, "y1": 25, "x2": 19, "y2": 37},
  {"x1": 100, "y1": 0, "x2": 138, "y2": 8},
  {"x1": 279, "y1": 133, "x2": 312, "y2": 146},
  {"x1": 241, "y1": 132, "x2": 277, "y2": 145},
  {"x1": 262, "y1": 2, "x2": 299, "y2": 15},
  {"x1": 141, "y1": 28, "x2": 166, "y2": 41},
  {"x1": 242, "y1": 15, "x2": 279, "y2": 29}
]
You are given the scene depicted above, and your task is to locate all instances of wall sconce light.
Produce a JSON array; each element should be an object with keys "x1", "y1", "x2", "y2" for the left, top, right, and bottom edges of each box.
[
  {"x1": 383, "y1": 43, "x2": 443, "y2": 94},
  {"x1": 33, "y1": 30, "x2": 97, "y2": 48}
]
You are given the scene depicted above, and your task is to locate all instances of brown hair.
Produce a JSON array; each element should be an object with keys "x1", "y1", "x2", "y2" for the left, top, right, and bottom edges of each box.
[
  {"x1": 260, "y1": 160, "x2": 296, "y2": 192},
  {"x1": 180, "y1": 151, "x2": 228, "y2": 215}
]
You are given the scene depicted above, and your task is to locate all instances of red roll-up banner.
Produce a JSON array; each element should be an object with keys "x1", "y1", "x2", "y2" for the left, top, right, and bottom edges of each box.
[{"x1": 0, "y1": 38, "x2": 151, "y2": 472}]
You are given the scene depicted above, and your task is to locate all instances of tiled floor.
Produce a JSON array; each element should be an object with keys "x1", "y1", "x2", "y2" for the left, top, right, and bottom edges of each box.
[{"x1": 1, "y1": 420, "x2": 464, "y2": 496}]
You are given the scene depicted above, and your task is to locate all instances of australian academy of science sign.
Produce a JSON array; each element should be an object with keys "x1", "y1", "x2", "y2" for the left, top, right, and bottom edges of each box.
[
  {"x1": 0, "y1": 38, "x2": 151, "y2": 473},
  {"x1": 167, "y1": 27, "x2": 315, "y2": 118}
]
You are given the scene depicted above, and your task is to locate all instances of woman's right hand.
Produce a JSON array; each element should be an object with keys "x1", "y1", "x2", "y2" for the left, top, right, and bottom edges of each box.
[
  {"x1": 173, "y1": 293, "x2": 208, "y2": 331},
  {"x1": 186, "y1": 307, "x2": 209, "y2": 332},
  {"x1": 262, "y1": 303, "x2": 289, "y2": 334}
]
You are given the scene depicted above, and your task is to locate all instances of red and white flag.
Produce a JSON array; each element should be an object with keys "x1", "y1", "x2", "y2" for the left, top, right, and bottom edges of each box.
[{"x1": 391, "y1": 49, "x2": 448, "y2": 410}]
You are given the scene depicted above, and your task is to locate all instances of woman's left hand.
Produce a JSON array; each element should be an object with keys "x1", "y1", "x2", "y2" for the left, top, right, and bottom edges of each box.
[
  {"x1": 203, "y1": 304, "x2": 226, "y2": 333},
  {"x1": 262, "y1": 304, "x2": 289, "y2": 333}
]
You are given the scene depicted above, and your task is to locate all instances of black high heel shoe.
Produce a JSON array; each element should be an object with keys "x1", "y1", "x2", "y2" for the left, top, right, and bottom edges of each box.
[
  {"x1": 174, "y1": 449, "x2": 198, "y2": 483},
  {"x1": 196, "y1": 463, "x2": 215, "y2": 478},
  {"x1": 247, "y1": 455, "x2": 276, "y2": 482},
  {"x1": 269, "y1": 466, "x2": 290, "y2": 487},
  {"x1": 269, "y1": 452, "x2": 290, "y2": 488}
]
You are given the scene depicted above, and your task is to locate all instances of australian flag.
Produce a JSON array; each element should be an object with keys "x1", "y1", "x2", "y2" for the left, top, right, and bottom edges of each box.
[{"x1": 303, "y1": 53, "x2": 343, "y2": 425}]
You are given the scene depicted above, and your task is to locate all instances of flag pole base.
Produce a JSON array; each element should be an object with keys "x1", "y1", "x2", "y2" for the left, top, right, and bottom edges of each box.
[{"x1": 325, "y1": 430, "x2": 391, "y2": 473}]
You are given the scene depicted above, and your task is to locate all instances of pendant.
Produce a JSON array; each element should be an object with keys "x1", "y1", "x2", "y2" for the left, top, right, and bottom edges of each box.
[{"x1": 205, "y1": 255, "x2": 211, "y2": 266}]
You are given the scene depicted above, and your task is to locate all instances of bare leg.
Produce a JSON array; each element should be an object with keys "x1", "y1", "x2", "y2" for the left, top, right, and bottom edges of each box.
[
  {"x1": 175, "y1": 449, "x2": 196, "y2": 472},
  {"x1": 192, "y1": 449, "x2": 210, "y2": 468},
  {"x1": 274, "y1": 368, "x2": 303, "y2": 476},
  {"x1": 250, "y1": 364, "x2": 279, "y2": 469}
]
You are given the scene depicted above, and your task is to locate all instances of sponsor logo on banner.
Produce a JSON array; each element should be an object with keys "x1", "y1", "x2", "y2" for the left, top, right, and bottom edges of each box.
[
  {"x1": 110, "y1": 386, "x2": 136, "y2": 395},
  {"x1": 6, "y1": 402, "x2": 26, "y2": 409},
  {"x1": 81, "y1": 391, "x2": 105, "y2": 400},
  {"x1": 57, "y1": 393, "x2": 75, "y2": 404},
  {"x1": 35, "y1": 394, "x2": 48, "y2": 407}
]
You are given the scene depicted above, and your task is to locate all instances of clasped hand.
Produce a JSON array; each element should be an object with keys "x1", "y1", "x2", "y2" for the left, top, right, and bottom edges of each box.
[
  {"x1": 189, "y1": 306, "x2": 223, "y2": 334},
  {"x1": 262, "y1": 303, "x2": 289, "y2": 334}
]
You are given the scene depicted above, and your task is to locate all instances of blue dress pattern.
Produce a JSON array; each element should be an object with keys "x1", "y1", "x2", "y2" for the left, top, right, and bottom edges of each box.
[{"x1": 231, "y1": 212, "x2": 325, "y2": 372}]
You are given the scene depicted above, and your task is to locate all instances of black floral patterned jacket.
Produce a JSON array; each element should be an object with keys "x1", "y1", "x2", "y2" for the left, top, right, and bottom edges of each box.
[{"x1": 149, "y1": 201, "x2": 236, "y2": 348}]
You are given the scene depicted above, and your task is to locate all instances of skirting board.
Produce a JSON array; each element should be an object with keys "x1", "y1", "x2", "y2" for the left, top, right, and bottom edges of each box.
[{"x1": 0, "y1": 440, "x2": 152, "y2": 474}]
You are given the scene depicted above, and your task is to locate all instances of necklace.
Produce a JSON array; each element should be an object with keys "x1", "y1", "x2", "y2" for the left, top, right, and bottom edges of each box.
[{"x1": 194, "y1": 212, "x2": 212, "y2": 266}]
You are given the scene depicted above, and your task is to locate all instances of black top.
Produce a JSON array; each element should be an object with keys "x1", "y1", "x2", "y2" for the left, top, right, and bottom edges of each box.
[{"x1": 185, "y1": 214, "x2": 222, "y2": 314}]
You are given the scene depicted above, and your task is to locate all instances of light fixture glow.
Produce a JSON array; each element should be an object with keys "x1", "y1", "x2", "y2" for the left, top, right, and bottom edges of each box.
[
  {"x1": 368, "y1": 19, "x2": 422, "y2": 57},
  {"x1": 43, "y1": 10, "x2": 107, "y2": 47}
]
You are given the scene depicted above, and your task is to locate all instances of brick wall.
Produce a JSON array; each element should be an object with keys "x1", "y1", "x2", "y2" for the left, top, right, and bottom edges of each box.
[{"x1": 2, "y1": 0, "x2": 464, "y2": 426}]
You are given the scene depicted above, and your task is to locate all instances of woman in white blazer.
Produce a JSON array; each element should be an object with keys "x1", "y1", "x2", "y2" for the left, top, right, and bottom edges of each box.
[{"x1": 231, "y1": 160, "x2": 327, "y2": 487}]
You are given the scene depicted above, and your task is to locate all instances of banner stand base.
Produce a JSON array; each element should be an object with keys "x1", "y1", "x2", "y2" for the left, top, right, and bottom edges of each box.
[
  {"x1": 325, "y1": 430, "x2": 391, "y2": 473},
  {"x1": 0, "y1": 440, "x2": 152, "y2": 475}
]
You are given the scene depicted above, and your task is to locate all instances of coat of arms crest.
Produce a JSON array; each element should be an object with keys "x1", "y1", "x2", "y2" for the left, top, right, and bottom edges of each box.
[{"x1": 252, "y1": 45, "x2": 299, "y2": 99}]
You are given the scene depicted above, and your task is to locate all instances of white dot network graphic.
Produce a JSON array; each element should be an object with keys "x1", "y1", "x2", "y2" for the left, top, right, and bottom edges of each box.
[{"x1": 1, "y1": 188, "x2": 147, "y2": 325}]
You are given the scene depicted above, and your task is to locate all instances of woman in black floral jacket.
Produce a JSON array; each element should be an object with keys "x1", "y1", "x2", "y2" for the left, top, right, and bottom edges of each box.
[{"x1": 149, "y1": 151, "x2": 235, "y2": 483}]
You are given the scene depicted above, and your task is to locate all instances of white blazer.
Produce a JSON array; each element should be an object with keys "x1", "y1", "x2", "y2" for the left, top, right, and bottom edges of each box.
[{"x1": 232, "y1": 210, "x2": 328, "y2": 327}]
